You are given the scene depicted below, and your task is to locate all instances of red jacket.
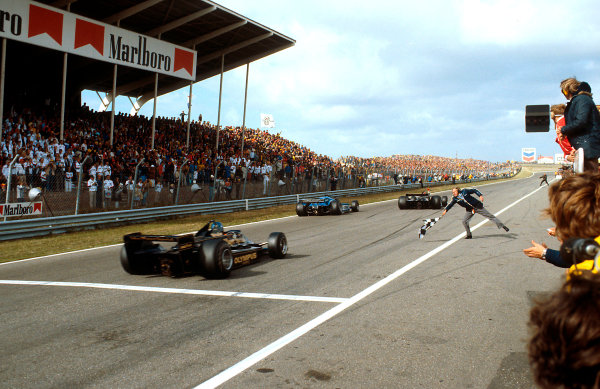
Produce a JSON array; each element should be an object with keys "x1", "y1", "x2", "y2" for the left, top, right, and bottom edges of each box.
[{"x1": 554, "y1": 116, "x2": 574, "y2": 157}]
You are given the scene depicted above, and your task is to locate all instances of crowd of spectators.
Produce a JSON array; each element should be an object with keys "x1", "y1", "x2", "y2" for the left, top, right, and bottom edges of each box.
[
  {"x1": 0, "y1": 104, "x2": 516, "y2": 210},
  {"x1": 337, "y1": 154, "x2": 515, "y2": 182}
]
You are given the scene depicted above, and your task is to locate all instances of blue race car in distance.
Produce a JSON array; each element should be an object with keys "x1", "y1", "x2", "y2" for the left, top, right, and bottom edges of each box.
[{"x1": 296, "y1": 196, "x2": 359, "y2": 216}]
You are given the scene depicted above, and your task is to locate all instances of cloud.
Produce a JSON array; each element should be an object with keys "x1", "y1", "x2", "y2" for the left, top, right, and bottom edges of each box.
[{"x1": 82, "y1": 0, "x2": 600, "y2": 163}]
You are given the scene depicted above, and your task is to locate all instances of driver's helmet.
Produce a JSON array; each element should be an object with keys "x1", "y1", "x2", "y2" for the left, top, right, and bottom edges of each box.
[{"x1": 210, "y1": 221, "x2": 223, "y2": 234}]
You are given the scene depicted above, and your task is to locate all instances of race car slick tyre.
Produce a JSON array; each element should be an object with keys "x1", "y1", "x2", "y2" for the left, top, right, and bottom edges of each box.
[
  {"x1": 202, "y1": 239, "x2": 234, "y2": 279},
  {"x1": 431, "y1": 195, "x2": 442, "y2": 209},
  {"x1": 296, "y1": 202, "x2": 307, "y2": 216},
  {"x1": 121, "y1": 239, "x2": 161, "y2": 275},
  {"x1": 398, "y1": 196, "x2": 407, "y2": 209},
  {"x1": 441, "y1": 196, "x2": 448, "y2": 207},
  {"x1": 268, "y1": 232, "x2": 288, "y2": 259},
  {"x1": 351, "y1": 200, "x2": 359, "y2": 212},
  {"x1": 330, "y1": 200, "x2": 342, "y2": 215}
]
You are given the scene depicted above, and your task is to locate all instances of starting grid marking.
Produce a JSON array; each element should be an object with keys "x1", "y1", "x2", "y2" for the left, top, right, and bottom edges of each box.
[{"x1": 0, "y1": 280, "x2": 349, "y2": 304}]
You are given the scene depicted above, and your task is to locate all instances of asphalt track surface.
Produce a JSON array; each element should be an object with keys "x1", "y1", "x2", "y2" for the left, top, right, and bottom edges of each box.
[{"x1": 0, "y1": 172, "x2": 562, "y2": 389}]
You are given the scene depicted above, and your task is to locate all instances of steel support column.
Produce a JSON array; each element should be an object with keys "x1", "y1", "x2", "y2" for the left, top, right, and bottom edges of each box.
[
  {"x1": 186, "y1": 81, "x2": 192, "y2": 149},
  {"x1": 241, "y1": 63, "x2": 249, "y2": 199},
  {"x1": 151, "y1": 73, "x2": 157, "y2": 150},
  {"x1": 59, "y1": 52, "x2": 67, "y2": 141},
  {"x1": 110, "y1": 64, "x2": 117, "y2": 146},
  {"x1": 0, "y1": 39, "x2": 6, "y2": 143}
]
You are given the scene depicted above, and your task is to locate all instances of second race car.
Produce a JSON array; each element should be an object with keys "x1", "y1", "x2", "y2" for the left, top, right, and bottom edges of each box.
[{"x1": 296, "y1": 196, "x2": 359, "y2": 216}]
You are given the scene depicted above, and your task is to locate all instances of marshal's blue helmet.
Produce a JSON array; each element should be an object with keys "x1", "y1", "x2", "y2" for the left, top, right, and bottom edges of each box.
[{"x1": 210, "y1": 221, "x2": 223, "y2": 234}]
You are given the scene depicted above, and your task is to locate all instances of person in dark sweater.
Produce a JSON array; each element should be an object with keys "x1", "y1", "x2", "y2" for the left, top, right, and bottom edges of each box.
[{"x1": 442, "y1": 187, "x2": 509, "y2": 239}]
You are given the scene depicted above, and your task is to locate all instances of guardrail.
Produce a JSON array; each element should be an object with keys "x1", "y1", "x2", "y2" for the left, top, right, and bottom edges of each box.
[{"x1": 0, "y1": 175, "x2": 509, "y2": 241}]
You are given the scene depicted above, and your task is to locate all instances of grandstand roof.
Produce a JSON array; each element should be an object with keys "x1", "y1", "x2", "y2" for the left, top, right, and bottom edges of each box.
[{"x1": 15, "y1": 0, "x2": 295, "y2": 104}]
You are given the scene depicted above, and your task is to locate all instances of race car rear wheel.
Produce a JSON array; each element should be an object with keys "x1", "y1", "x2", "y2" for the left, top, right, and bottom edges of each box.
[
  {"x1": 330, "y1": 200, "x2": 342, "y2": 215},
  {"x1": 441, "y1": 196, "x2": 448, "y2": 207},
  {"x1": 398, "y1": 196, "x2": 407, "y2": 209},
  {"x1": 296, "y1": 202, "x2": 307, "y2": 216},
  {"x1": 268, "y1": 232, "x2": 288, "y2": 259},
  {"x1": 201, "y1": 239, "x2": 234, "y2": 279},
  {"x1": 351, "y1": 200, "x2": 359, "y2": 212},
  {"x1": 431, "y1": 195, "x2": 442, "y2": 209}
]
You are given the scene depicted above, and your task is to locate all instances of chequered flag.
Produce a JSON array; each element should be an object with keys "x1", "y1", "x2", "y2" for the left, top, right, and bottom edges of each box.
[{"x1": 419, "y1": 217, "x2": 440, "y2": 239}]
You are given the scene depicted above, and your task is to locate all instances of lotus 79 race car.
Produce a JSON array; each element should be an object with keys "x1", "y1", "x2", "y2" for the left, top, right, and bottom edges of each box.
[
  {"x1": 120, "y1": 221, "x2": 287, "y2": 279},
  {"x1": 397, "y1": 193, "x2": 448, "y2": 209},
  {"x1": 296, "y1": 196, "x2": 359, "y2": 216}
]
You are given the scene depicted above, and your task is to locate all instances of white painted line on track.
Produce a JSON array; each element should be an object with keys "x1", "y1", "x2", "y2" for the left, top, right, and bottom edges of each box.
[
  {"x1": 194, "y1": 182, "x2": 548, "y2": 389},
  {"x1": 0, "y1": 244, "x2": 123, "y2": 266},
  {"x1": 0, "y1": 280, "x2": 348, "y2": 303}
]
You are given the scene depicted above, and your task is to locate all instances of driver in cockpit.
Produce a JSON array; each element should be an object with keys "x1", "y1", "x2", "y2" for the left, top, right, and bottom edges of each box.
[{"x1": 209, "y1": 221, "x2": 245, "y2": 245}]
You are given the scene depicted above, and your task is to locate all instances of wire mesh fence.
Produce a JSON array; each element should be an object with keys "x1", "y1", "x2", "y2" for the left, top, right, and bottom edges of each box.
[{"x1": 0, "y1": 156, "x2": 518, "y2": 220}]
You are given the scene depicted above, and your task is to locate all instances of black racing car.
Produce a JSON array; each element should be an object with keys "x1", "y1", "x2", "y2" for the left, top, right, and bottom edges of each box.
[
  {"x1": 120, "y1": 221, "x2": 287, "y2": 279},
  {"x1": 397, "y1": 193, "x2": 448, "y2": 209},
  {"x1": 296, "y1": 196, "x2": 359, "y2": 216}
]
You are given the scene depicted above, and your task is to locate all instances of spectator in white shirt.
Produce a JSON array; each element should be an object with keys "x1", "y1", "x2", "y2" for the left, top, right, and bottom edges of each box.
[
  {"x1": 103, "y1": 176, "x2": 114, "y2": 208},
  {"x1": 87, "y1": 175, "x2": 97, "y2": 209}
]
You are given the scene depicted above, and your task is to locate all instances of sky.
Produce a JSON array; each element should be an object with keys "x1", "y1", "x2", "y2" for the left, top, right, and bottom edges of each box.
[{"x1": 82, "y1": 0, "x2": 600, "y2": 163}]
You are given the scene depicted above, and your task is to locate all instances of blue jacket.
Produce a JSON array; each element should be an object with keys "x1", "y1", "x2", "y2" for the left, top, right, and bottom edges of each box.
[
  {"x1": 561, "y1": 93, "x2": 600, "y2": 159},
  {"x1": 444, "y1": 188, "x2": 483, "y2": 212},
  {"x1": 545, "y1": 248, "x2": 569, "y2": 268}
]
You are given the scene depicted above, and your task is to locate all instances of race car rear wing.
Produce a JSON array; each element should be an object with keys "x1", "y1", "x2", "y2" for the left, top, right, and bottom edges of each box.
[
  {"x1": 300, "y1": 198, "x2": 330, "y2": 203},
  {"x1": 124, "y1": 232, "x2": 195, "y2": 244}
]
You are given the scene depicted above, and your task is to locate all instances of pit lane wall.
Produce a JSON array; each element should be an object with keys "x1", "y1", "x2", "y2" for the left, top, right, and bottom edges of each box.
[{"x1": 0, "y1": 168, "x2": 520, "y2": 241}]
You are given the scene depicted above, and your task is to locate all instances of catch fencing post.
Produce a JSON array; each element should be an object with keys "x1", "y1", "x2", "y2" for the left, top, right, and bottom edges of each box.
[
  {"x1": 175, "y1": 159, "x2": 189, "y2": 205},
  {"x1": 74, "y1": 155, "x2": 91, "y2": 215},
  {"x1": 130, "y1": 158, "x2": 144, "y2": 209}
]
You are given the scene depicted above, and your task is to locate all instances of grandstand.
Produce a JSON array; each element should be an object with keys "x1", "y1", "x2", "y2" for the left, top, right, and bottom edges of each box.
[{"x1": 0, "y1": 1, "x2": 519, "y2": 218}]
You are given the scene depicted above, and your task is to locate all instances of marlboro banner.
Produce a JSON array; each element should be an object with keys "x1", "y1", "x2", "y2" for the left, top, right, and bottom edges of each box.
[
  {"x1": 0, "y1": 202, "x2": 43, "y2": 217},
  {"x1": 0, "y1": 0, "x2": 197, "y2": 80}
]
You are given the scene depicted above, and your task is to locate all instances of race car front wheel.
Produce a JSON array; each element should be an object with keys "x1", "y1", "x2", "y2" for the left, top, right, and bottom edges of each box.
[
  {"x1": 268, "y1": 232, "x2": 288, "y2": 259},
  {"x1": 351, "y1": 200, "x2": 359, "y2": 212},
  {"x1": 431, "y1": 195, "x2": 442, "y2": 209},
  {"x1": 201, "y1": 239, "x2": 234, "y2": 279},
  {"x1": 330, "y1": 200, "x2": 342, "y2": 215},
  {"x1": 441, "y1": 196, "x2": 448, "y2": 207}
]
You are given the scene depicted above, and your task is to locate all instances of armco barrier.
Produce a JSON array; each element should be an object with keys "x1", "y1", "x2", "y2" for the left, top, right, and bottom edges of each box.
[{"x1": 0, "y1": 176, "x2": 510, "y2": 241}]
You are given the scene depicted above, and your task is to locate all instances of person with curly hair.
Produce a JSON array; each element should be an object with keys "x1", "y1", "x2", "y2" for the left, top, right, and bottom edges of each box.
[
  {"x1": 523, "y1": 172, "x2": 600, "y2": 271},
  {"x1": 528, "y1": 270, "x2": 600, "y2": 389}
]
